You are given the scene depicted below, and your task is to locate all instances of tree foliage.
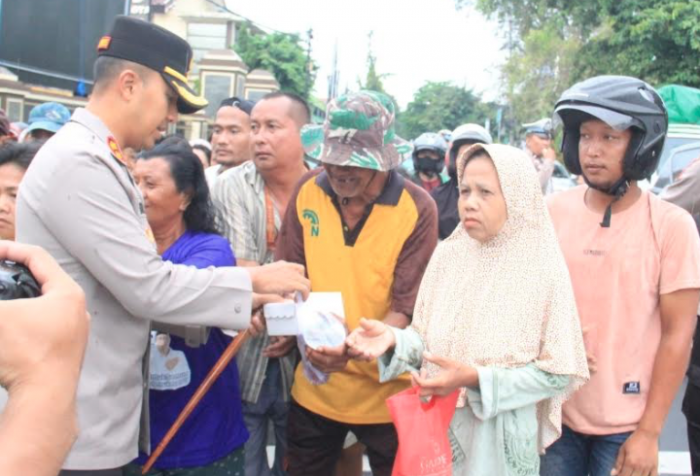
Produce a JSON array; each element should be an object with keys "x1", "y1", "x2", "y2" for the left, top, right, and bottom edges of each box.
[
  {"x1": 501, "y1": 24, "x2": 579, "y2": 127},
  {"x1": 465, "y1": 0, "x2": 601, "y2": 39},
  {"x1": 399, "y1": 82, "x2": 492, "y2": 140},
  {"x1": 359, "y1": 32, "x2": 391, "y2": 94},
  {"x1": 576, "y1": 1, "x2": 700, "y2": 86},
  {"x1": 356, "y1": 31, "x2": 406, "y2": 132},
  {"x1": 457, "y1": 0, "x2": 700, "y2": 127},
  {"x1": 233, "y1": 22, "x2": 318, "y2": 100}
]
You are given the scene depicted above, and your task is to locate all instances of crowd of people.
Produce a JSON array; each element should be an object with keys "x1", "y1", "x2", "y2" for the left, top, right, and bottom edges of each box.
[{"x1": 1, "y1": 14, "x2": 699, "y2": 476}]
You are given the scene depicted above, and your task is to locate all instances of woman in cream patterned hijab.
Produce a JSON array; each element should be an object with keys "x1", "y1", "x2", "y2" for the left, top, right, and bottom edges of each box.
[{"x1": 346, "y1": 143, "x2": 590, "y2": 476}]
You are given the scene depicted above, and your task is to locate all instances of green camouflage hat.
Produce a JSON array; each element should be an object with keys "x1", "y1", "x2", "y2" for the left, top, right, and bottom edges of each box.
[{"x1": 301, "y1": 90, "x2": 412, "y2": 172}]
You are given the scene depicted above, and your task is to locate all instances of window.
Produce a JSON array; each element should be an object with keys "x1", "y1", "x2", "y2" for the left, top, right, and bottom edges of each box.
[
  {"x1": 188, "y1": 22, "x2": 227, "y2": 38},
  {"x1": 670, "y1": 145, "x2": 700, "y2": 181},
  {"x1": 187, "y1": 22, "x2": 228, "y2": 65},
  {"x1": 175, "y1": 121, "x2": 188, "y2": 139},
  {"x1": 23, "y1": 103, "x2": 35, "y2": 122},
  {"x1": 246, "y1": 89, "x2": 267, "y2": 102},
  {"x1": 203, "y1": 74, "x2": 233, "y2": 117},
  {"x1": 6, "y1": 99, "x2": 23, "y2": 122},
  {"x1": 201, "y1": 122, "x2": 211, "y2": 142},
  {"x1": 235, "y1": 76, "x2": 245, "y2": 98},
  {"x1": 552, "y1": 162, "x2": 568, "y2": 178}
]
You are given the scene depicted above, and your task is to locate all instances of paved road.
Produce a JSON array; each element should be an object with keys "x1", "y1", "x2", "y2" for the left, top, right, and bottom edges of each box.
[{"x1": 660, "y1": 379, "x2": 691, "y2": 476}]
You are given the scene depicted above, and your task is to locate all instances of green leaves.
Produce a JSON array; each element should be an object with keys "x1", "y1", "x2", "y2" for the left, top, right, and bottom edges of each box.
[
  {"x1": 501, "y1": 24, "x2": 580, "y2": 128},
  {"x1": 399, "y1": 82, "x2": 493, "y2": 140},
  {"x1": 233, "y1": 22, "x2": 317, "y2": 100},
  {"x1": 459, "y1": 0, "x2": 700, "y2": 129},
  {"x1": 576, "y1": 0, "x2": 700, "y2": 87}
]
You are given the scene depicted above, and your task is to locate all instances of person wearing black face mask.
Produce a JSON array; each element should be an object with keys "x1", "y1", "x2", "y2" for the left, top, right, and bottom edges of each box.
[
  {"x1": 410, "y1": 132, "x2": 448, "y2": 193},
  {"x1": 430, "y1": 124, "x2": 493, "y2": 239}
]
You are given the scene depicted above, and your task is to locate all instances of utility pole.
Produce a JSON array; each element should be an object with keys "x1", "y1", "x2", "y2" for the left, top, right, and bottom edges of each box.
[
  {"x1": 305, "y1": 28, "x2": 313, "y2": 98},
  {"x1": 328, "y1": 40, "x2": 339, "y2": 101}
]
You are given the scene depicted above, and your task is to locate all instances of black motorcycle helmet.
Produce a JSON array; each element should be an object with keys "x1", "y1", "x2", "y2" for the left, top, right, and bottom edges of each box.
[
  {"x1": 412, "y1": 132, "x2": 447, "y2": 177},
  {"x1": 554, "y1": 75, "x2": 667, "y2": 183},
  {"x1": 553, "y1": 76, "x2": 668, "y2": 227}
]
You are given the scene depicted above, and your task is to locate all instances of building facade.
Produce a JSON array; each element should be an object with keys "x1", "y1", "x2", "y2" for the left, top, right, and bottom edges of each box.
[{"x1": 0, "y1": 0, "x2": 280, "y2": 141}]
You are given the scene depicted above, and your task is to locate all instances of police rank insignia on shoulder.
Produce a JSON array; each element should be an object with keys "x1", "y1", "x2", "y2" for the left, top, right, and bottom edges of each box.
[
  {"x1": 145, "y1": 226, "x2": 156, "y2": 245},
  {"x1": 107, "y1": 136, "x2": 125, "y2": 164}
]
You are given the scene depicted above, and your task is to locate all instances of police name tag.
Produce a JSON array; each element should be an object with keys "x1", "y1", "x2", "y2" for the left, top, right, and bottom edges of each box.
[{"x1": 623, "y1": 382, "x2": 640, "y2": 394}]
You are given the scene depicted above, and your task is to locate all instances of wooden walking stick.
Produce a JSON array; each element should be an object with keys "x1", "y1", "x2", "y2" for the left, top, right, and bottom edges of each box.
[{"x1": 142, "y1": 329, "x2": 250, "y2": 474}]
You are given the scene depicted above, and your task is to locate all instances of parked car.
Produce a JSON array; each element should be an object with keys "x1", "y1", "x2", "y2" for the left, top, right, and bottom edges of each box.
[
  {"x1": 551, "y1": 161, "x2": 577, "y2": 193},
  {"x1": 642, "y1": 123, "x2": 700, "y2": 193},
  {"x1": 652, "y1": 141, "x2": 700, "y2": 194}
]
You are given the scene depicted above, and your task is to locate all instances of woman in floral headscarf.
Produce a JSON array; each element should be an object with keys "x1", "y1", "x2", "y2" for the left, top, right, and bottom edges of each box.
[{"x1": 346, "y1": 143, "x2": 590, "y2": 476}]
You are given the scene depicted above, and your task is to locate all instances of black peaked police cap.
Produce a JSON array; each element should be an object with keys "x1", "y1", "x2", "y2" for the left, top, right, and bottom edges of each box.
[{"x1": 97, "y1": 16, "x2": 208, "y2": 114}]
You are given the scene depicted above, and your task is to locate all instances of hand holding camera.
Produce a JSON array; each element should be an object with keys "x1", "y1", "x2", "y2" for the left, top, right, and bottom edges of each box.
[
  {"x1": 0, "y1": 241, "x2": 89, "y2": 475},
  {"x1": 0, "y1": 259, "x2": 41, "y2": 301},
  {"x1": 0, "y1": 241, "x2": 89, "y2": 391}
]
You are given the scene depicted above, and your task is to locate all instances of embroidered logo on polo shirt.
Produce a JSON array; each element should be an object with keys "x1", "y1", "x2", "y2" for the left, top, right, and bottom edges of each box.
[
  {"x1": 623, "y1": 381, "x2": 640, "y2": 394},
  {"x1": 303, "y1": 209, "x2": 320, "y2": 237}
]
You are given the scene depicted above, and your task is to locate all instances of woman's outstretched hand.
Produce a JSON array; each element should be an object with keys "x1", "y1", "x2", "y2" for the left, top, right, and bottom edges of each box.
[
  {"x1": 411, "y1": 352, "x2": 479, "y2": 398},
  {"x1": 345, "y1": 318, "x2": 396, "y2": 361}
]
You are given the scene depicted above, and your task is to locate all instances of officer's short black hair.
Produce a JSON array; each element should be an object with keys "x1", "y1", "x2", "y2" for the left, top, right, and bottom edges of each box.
[
  {"x1": 93, "y1": 56, "x2": 150, "y2": 89},
  {"x1": 258, "y1": 91, "x2": 311, "y2": 127}
]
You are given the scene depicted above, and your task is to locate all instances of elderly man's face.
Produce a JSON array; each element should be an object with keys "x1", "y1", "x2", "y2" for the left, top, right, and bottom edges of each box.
[{"x1": 323, "y1": 164, "x2": 379, "y2": 199}]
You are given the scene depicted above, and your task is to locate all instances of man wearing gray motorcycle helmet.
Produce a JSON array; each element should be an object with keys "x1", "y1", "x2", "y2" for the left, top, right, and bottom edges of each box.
[{"x1": 542, "y1": 75, "x2": 700, "y2": 476}]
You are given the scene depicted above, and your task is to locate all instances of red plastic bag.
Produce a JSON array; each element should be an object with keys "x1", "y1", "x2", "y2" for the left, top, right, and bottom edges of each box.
[{"x1": 387, "y1": 387, "x2": 460, "y2": 476}]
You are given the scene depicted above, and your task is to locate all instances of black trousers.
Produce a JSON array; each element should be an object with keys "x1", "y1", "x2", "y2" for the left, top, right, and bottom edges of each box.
[
  {"x1": 286, "y1": 398, "x2": 398, "y2": 476},
  {"x1": 683, "y1": 382, "x2": 700, "y2": 476},
  {"x1": 59, "y1": 469, "x2": 123, "y2": 476}
]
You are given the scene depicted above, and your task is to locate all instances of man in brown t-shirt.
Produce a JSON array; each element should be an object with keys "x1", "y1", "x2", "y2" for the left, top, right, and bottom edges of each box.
[{"x1": 275, "y1": 91, "x2": 438, "y2": 476}]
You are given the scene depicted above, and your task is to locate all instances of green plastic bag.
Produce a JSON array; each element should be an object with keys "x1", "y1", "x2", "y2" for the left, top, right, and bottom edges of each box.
[{"x1": 659, "y1": 85, "x2": 700, "y2": 125}]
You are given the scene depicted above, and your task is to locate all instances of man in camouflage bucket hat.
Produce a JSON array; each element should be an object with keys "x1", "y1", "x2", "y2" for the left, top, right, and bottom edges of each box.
[
  {"x1": 301, "y1": 90, "x2": 412, "y2": 171},
  {"x1": 276, "y1": 91, "x2": 438, "y2": 476}
]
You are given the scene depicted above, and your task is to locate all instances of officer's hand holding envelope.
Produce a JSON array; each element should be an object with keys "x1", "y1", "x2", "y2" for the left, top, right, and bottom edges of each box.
[
  {"x1": 263, "y1": 292, "x2": 347, "y2": 385},
  {"x1": 247, "y1": 261, "x2": 310, "y2": 306}
]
